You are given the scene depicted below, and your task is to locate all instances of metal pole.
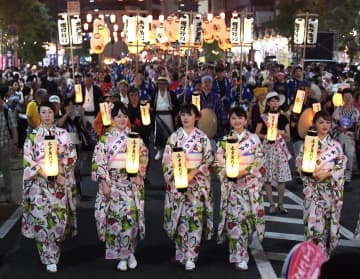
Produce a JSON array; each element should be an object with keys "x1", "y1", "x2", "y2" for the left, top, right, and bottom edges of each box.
[{"x1": 67, "y1": 14, "x2": 75, "y2": 78}]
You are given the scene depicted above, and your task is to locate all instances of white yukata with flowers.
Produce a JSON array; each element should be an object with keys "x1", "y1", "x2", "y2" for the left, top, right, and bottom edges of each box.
[
  {"x1": 22, "y1": 125, "x2": 78, "y2": 265},
  {"x1": 92, "y1": 127, "x2": 148, "y2": 260},
  {"x1": 162, "y1": 127, "x2": 214, "y2": 264},
  {"x1": 215, "y1": 130, "x2": 265, "y2": 264}
]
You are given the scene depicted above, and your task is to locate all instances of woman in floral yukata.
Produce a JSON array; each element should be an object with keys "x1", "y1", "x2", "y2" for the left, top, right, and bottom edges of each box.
[
  {"x1": 92, "y1": 101, "x2": 148, "y2": 271},
  {"x1": 255, "y1": 91, "x2": 292, "y2": 215},
  {"x1": 296, "y1": 110, "x2": 346, "y2": 258},
  {"x1": 215, "y1": 107, "x2": 265, "y2": 271},
  {"x1": 22, "y1": 101, "x2": 78, "y2": 273},
  {"x1": 162, "y1": 104, "x2": 214, "y2": 271}
]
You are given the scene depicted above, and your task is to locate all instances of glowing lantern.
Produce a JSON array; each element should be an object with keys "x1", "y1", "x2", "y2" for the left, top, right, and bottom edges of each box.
[
  {"x1": 312, "y1": 102, "x2": 321, "y2": 112},
  {"x1": 172, "y1": 147, "x2": 188, "y2": 190},
  {"x1": 192, "y1": 91, "x2": 201, "y2": 111},
  {"x1": 226, "y1": 136, "x2": 239, "y2": 179},
  {"x1": 302, "y1": 129, "x2": 319, "y2": 176},
  {"x1": 44, "y1": 135, "x2": 59, "y2": 177},
  {"x1": 266, "y1": 112, "x2": 279, "y2": 143},
  {"x1": 126, "y1": 132, "x2": 140, "y2": 176},
  {"x1": 140, "y1": 102, "x2": 151, "y2": 126},
  {"x1": 332, "y1": 92, "x2": 343, "y2": 107},
  {"x1": 74, "y1": 84, "x2": 83, "y2": 103},
  {"x1": 293, "y1": 90, "x2": 306, "y2": 114},
  {"x1": 100, "y1": 102, "x2": 112, "y2": 126}
]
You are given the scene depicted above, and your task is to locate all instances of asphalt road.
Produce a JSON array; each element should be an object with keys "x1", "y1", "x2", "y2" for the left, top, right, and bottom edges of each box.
[{"x1": 1, "y1": 149, "x2": 360, "y2": 279}]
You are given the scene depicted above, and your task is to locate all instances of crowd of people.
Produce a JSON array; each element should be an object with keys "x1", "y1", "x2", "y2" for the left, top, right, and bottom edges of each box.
[{"x1": 1, "y1": 59, "x2": 360, "y2": 273}]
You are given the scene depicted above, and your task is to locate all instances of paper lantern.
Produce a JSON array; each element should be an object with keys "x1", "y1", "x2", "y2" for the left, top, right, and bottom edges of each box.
[
  {"x1": 312, "y1": 102, "x2": 321, "y2": 112},
  {"x1": 126, "y1": 132, "x2": 140, "y2": 176},
  {"x1": 192, "y1": 91, "x2": 201, "y2": 111},
  {"x1": 332, "y1": 92, "x2": 343, "y2": 107},
  {"x1": 226, "y1": 136, "x2": 239, "y2": 179},
  {"x1": 140, "y1": 102, "x2": 151, "y2": 126},
  {"x1": 74, "y1": 84, "x2": 83, "y2": 104},
  {"x1": 100, "y1": 102, "x2": 112, "y2": 126},
  {"x1": 44, "y1": 135, "x2": 59, "y2": 177},
  {"x1": 266, "y1": 112, "x2": 279, "y2": 143},
  {"x1": 172, "y1": 147, "x2": 188, "y2": 190},
  {"x1": 294, "y1": 18, "x2": 306, "y2": 45},
  {"x1": 302, "y1": 129, "x2": 319, "y2": 176},
  {"x1": 243, "y1": 16, "x2": 254, "y2": 44},
  {"x1": 293, "y1": 90, "x2": 305, "y2": 114}
]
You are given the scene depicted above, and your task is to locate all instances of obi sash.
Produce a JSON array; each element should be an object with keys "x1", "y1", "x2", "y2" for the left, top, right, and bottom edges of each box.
[
  {"x1": 179, "y1": 128, "x2": 203, "y2": 169},
  {"x1": 237, "y1": 132, "x2": 258, "y2": 171},
  {"x1": 315, "y1": 145, "x2": 338, "y2": 172},
  {"x1": 107, "y1": 130, "x2": 128, "y2": 166},
  {"x1": 109, "y1": 152, "x2": 127, "y2": 169}
]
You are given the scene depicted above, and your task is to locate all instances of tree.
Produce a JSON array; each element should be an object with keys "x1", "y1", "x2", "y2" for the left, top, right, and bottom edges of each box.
[{"x1": 0, "y1": 0, "x2": 55, "y2": 65}]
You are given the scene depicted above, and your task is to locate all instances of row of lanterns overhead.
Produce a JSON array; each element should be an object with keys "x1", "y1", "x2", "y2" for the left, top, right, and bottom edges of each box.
[{"x1": 85, "y1": 12, "x2": 254, "y2": 54}]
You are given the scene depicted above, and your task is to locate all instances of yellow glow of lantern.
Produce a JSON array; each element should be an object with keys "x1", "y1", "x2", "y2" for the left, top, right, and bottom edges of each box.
[
  {"x1": 192, "y1": 91, "x2": 201, "y2": 111},
  {"x1": 312, "y1": 102, "x2": 321, "y2": 112},
  {"x1": 172, "y1": 147, "x2": 188, "y2": 190},
  {"x1": 126, "y1": 132, "x2": 140, "y2": 175},
  {"x1": 266, "y1": 112, "x2": 279, "y2": 143},
  {"x1": 332, "y1": 92, "x2": 343, "y2": 107},
  {"x1": 74, "y1": 84, "x2": 83, "y2": 103},
  {"x1": 293, "y1": 90, "x2": 306, "y2": 114},
  {"x1": 140, "y1": 102, "x2": 151, "y2": 126},
  {"x1": 302, "y1": 129, "x2": 319, "y2": 176},
  {"x1": 100, "y1": 102, "x2": 112, "y2": 126},
  {"x1": 226, "y1": 136, "x2": 240, "y2": 179},
  {"x1": 44, "y1": 135, "x2": 59, "y2": 177}
]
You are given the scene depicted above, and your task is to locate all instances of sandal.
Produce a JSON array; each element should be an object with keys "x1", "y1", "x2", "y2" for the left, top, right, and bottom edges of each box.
[
  {"x1": 277, "y1": 204, "x2": 288, "y2": 214},
  {"x1": 269, "y1": 204, "x2": 277, "y2": 215}
]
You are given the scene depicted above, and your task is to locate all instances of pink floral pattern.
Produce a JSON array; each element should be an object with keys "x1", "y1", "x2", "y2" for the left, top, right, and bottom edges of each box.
[
  {"x1": 214, "y1": 130, "x2": 265, "y2": 263},
  {"x1": 162, "y1": 128, "x2": 213, "y2": 263},
  {"x1": 21, "y1": 125, "x2": 78, "y2": 265},
  {"x1": 92, "y1": 128, "x2": 148, "y2": 260},
  {"x1": 296, "y1": 135, "x2": 346, "y2": 257}
]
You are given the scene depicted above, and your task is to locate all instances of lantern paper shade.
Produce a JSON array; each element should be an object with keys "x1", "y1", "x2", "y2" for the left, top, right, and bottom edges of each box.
[
  {"x1": 100, "y1": 102, "x2": 112, "y2": 126},
  {"x1": 192, "y1": 91, "x2": 201, "y2": 111},
  {"x1": 126, "y1": 132, "x2": 140, "y2": 175},
  {"x1": 312, "y1": 102, "x2": 321, "y2": 112},
  {"x1": 226, "y1": 136, "x2": 239, "y2": 179},
  {"x1": 293, "y1": 90, "x2": 305, "y2": 114},
  {"x1": 74, "y1": 84, "x2": 83, "y2": 103},
  {"x1": 332, "y1": 93, "x2": 343, "y2": 107},
  {"x1": 266, "y1": 112, "x2": 279, "y2": 143},
  {"x1": 44, "y1": 135, "x2": 59, "y2": 177},
  {"x1": 140, "y1": 102, "x2": 151, "y2": 126},
  {"x1": 172, "y1": 147, "x2": 188, "y2": 190},
  {"x1": 302, "y1": 129, "x2": 319, "y2": 176}
]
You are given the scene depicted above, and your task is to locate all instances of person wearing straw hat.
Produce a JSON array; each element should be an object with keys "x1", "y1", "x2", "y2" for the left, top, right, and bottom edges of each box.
[
  {"x1": 151, "y1": 76, "x2": 179, "y2": 160},
  {"x1": 117, "y1": 80, "x2": 129, "y2": 106},
  {"x1": 248, "y1": 86, "x2": 268, "y2": 133},
  {"x1": 255, "y1": 91, "x2": 292, "y2": 215}
]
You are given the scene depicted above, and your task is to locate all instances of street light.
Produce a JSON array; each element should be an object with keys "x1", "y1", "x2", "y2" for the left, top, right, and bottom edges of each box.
[{"x1": 293, "y1": 13, "x2": 319, "y2": 67}]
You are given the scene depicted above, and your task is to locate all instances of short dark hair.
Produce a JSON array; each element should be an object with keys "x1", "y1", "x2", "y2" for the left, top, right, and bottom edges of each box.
[
  {"x1": 229, "y1": 106, "x2": 247, "y2": 119},
  {"x1": 179, "y1": 103, "x2": 200, "y2": 118},
  {"x1": 38, "y1": 101, "x2": 56, "y2": 115},
  {"x1": 313, "y1": 110, "x2": 332, "y2": 124},
  {"x1": 111, "y1": 101, "x2": 129, "y2": 118}
]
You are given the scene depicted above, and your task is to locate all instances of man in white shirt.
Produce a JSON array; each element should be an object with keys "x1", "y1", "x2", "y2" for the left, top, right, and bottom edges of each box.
[{"x1": 81, "y1": 73, "x2": 103, "y2": 127}]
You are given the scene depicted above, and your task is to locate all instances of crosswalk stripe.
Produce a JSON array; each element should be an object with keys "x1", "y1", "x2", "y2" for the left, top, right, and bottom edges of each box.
[
  {"x1": 265, "y1": 215, "x2": 303, "y2": 224},
  {"x1": 263, "y1": 202, "x2": 303, "y2": 210},
  {"x1": 0, "y1": 206, "x2": 22, "y2": 239},
  {"x1": 265, "y1": 252, "x2": 288, "y2": 261},
  {"x1": 250, "y1": 235, "x2": 278, "y2": 279}
]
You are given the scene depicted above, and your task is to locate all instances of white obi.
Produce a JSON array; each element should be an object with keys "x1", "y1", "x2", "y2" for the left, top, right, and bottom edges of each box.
[
  {"x1": 69, "y1": 132, "x2": 80, "y2": 145},
  {"x1": 186, "y1": 152, "x2": 202, "y2": 169},
  {"x1": 109, "y1": 152, "x2": 126, "y2": 169},
  {"x1": 238, "y1": 153, "x2": 255, "y2": 171}
]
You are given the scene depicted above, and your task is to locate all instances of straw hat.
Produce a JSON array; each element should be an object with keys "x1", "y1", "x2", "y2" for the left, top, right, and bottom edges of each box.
[
  {"x1": 156, "y1": 76, "x2": 169, "y2": 84},
  {"x1": 263, "y1": 91, "x2": 286, "y2": 106},
  {"x1": 253, "y1": 87, "x2": 268, "y2": 98}
]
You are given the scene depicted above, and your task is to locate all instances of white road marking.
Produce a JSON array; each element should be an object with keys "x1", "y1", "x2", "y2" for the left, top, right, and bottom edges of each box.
[{"x1": 0, "y1": 206, "x2": 22, "y2": 238}]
